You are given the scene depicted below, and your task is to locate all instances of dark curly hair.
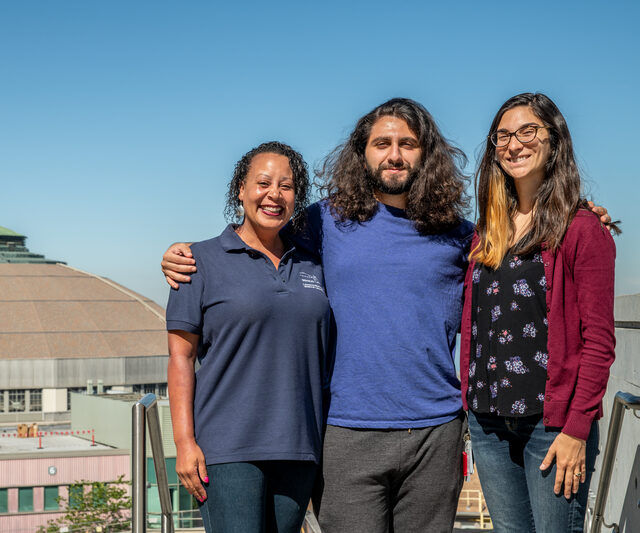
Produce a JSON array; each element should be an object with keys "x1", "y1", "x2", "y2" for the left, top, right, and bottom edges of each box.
[
  {"x1": 316, "y1": 98, "x2": 470, "y2": 234},
  {"x1": 224, "y1": 141, "x2": 310, "y2": 231}
]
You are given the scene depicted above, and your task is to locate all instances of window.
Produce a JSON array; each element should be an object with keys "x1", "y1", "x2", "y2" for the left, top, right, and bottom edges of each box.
[
  {"x1": 29, "y1": 389, "x2": 42, "y2": 412},
  {"x1": 18, "y1": 487, "x2": 33, "y2": 512},
  {"x1": 44, "y1": 486, "x2": 59, "y2": 511},
  {"x1": 178, "y1": 485, "x2": 193, "y2": 515},
  {"x1": 67, "y1": 388, "x2": 84, "y2": 411},
  {"x1": 133, "y1": 383, "x2": 168, "y2": 397},
  {"x1": 0, "y1": 488, "x2": 7, "y2": 513},
  {"x1": 68, "y1": 484, "x2": 84, "y2": 509},
  {"x1": 9, "y1": 390, "x2": 25, "y2": 412}
]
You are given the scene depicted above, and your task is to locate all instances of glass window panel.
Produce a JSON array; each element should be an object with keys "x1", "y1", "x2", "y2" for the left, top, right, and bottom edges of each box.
[
  {"x1": 44, "y1": 486, "x2": 59, "y2": 511},
  {"x1": 29, "y1": 389, "x2": 42, "y2": 412},
  {"x1": 91, "y1": 486, "x2": 106, "y2": 508},
  {"x1": 0, "y1": 488, "x2": 7, "y2": 513},
  {"x1": 147, "y1": 457, "x2": 157, "y2": 484},
  {"x1": 69, "y1": 484, "x2": 84, "y2": 509},
  {"x1": 9, "y1": 390, "x2": 25, "y2": 412},
  {"x1": 166, "y1": 457, "x2": 178, "y2": 484},
  {"x1": 18, "y1": 487, "x2": 33, "y2": 512},
  {"x1": 147, "y1": 485, "x2": 161, "y2": 518},
  {"x1": 179, "y1": 485, "x2": 193, "y2": 511}
]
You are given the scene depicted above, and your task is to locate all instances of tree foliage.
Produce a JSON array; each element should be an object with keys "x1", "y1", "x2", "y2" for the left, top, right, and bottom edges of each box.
[{"x1": 36, "y1": 475, "x2": 131, "y2": 533}]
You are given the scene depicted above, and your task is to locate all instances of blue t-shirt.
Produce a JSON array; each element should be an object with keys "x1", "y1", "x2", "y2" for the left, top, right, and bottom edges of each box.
[
  {"x1": 297, "y1": 200, "x2": 473, "y2": 429},
  {"x1": 166, "y1": 225, "x2": 331, "y2": 464}
]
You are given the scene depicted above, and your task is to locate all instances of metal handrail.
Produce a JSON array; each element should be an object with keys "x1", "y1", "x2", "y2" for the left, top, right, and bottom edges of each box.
[
  {"x1": 132, "y1": 393, "x2": 175, "y2": 533},
  {"x1": 589, "y1": 391, "x2": 640, "y2": 533}
]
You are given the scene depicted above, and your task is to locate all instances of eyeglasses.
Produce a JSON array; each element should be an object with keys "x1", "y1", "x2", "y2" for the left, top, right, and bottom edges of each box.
[{"x1": 489, "y1": 124, "x2": 550, "y2": 147}]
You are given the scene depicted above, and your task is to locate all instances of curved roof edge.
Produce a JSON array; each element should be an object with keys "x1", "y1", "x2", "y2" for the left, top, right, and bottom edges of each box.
[
  {"x1": 59, "y1": 263, "x2": 165, "y2": 322},
  {"x1": 0, "y1": 226, "x2": 25, "y2": 237}
]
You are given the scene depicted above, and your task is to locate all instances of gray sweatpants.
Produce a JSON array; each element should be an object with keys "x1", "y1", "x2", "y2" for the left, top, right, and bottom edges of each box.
[{"x1": 314, "y1": 414, "x2": 465, "y2": 533}]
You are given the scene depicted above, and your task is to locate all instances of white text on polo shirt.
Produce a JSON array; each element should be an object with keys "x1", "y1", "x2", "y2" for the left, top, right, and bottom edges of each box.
[{"x1": 299, "y1": 272, "x2": 325, "y2": 293}]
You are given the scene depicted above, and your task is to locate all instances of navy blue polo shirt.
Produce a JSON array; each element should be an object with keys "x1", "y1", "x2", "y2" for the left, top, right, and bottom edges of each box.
[{"x1": 166, "y1": 225, "x2": 331, "y2": 465}]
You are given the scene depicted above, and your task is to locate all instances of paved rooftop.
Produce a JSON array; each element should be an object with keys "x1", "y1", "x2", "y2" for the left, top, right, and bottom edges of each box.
[{"x1": 0, "y1": 432, "x2": 113, "y2": 455}]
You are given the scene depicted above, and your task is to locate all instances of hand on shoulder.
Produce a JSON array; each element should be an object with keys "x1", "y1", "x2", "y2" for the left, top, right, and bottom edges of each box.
[{"x1": 162, "y1": 242, "x2": 196, "y2": 289}]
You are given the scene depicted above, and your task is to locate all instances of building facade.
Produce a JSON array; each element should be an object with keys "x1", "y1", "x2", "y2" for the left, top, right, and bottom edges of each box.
[
  {"x1": 0, "y1": 226, "x2": 169, "y2": 423},
  {"x1": 0, "y1": 433, "x2": 129, "y2": 532}
]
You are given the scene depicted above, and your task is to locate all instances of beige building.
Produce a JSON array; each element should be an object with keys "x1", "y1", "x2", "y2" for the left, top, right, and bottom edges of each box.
[{"x1": 0, "y1": 226, "x2": 169, "y2": 424}]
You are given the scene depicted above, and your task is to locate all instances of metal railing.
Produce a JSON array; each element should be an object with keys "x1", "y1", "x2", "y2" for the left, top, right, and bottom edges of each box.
[
  {"x1": 457, "y1": 489, "x2": 493, "y2": 530},
  {"x1": 132, "y1": 393, "x2": 175, "y2": 533},
  {"x1": 589, "y1": 391, "x2": 640, "y2": 533}
]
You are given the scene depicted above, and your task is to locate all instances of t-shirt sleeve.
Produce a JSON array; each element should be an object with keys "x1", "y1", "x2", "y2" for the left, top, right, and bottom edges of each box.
[{"x1": 165, "y1": 249, "x2": 205, "y2": 334}]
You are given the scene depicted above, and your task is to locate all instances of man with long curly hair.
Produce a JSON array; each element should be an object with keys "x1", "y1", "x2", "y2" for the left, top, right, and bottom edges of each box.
[{"x1": 303, "y1": 98, "x2": 473, "y2": 532}]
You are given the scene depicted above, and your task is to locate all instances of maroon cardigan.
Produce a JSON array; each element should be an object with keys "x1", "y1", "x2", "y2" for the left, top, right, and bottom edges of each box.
[{"x1": 460, "y1": 210, "x2": 616, "y2": 441}]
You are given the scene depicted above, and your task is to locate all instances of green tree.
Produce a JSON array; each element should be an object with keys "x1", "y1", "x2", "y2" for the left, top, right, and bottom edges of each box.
[{"x1": 37, "y1": 475, "x2": 131, "y2": 533}]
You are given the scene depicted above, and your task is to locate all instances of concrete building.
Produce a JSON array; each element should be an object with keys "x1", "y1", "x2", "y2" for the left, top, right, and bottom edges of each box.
[{"x1": 0, "y1": 226, "x2": 169, "y2": 424}]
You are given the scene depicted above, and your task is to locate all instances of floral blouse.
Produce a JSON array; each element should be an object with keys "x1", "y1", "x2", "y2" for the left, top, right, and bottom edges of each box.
[{"x1": 467, "y1": 251, "x2": 549, "y2": 417}]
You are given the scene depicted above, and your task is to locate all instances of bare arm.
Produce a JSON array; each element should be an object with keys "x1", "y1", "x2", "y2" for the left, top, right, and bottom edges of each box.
[
  {"x1": 161, "y1": 243, "x2": 196, "y2": 289},
  {"x1": 168, "y1": 330, "x2": 208, "y2": 502}
]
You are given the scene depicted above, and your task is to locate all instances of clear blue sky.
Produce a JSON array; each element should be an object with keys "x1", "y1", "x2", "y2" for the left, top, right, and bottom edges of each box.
[{"x1": 1, "y1": 1, "x2": 638, "y2": 306}]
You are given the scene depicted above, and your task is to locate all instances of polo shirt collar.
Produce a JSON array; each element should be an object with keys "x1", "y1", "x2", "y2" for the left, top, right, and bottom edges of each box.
[{"x1": 219, "y1": 224, "x2": 296, "y2": 255}]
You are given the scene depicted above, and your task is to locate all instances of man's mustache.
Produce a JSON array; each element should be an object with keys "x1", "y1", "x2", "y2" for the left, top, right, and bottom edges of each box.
[{"x1": 377, "y1": 163, "x2": 411, "y2": 171}]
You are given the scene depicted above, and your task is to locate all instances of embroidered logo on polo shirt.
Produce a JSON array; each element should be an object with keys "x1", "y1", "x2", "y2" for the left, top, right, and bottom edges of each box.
[{"x1": 299, "y1": 272, "x2": 325, "y2": 293}]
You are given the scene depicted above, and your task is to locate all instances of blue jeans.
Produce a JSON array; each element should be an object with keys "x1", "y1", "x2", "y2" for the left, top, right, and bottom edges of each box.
[
  {"x1": 468, "y1": 411, "x2": 598, "y2": 533},
  {"x1": 199, "y1": 461, "x2": 317, "y2": 533}
]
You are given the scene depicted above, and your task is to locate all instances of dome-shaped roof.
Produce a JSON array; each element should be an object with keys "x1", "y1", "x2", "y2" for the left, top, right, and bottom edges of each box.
[
  {"x1": 0, "y1": 263, "x2": 167, "y2": 360},
  {"x1": 0, "y1": 226, "x2": 25, "y2": 237}
]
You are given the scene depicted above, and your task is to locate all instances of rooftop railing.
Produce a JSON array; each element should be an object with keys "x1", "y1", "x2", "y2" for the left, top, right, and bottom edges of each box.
[
  {"x1": 588, "y1": 391, "x2": 640, "y2": 533},
  {"x1": 132, "y1": 393, "x2": 175, "y2": 533},
  {"x1": 128, "y1": 390, "x2": 638, "y2": 533}
]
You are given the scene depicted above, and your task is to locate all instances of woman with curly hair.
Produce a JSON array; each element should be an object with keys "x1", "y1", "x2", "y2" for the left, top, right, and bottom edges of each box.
[
  {"x1": 166, "y1": 141, "x2": 331, "y2": 533},
  {"x1": 460, "y1": 93, "x2": 617, "y2": 532}
]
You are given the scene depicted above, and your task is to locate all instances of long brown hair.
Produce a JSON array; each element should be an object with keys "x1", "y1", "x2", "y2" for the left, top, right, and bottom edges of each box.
[
  {"x1": 472, "y1": 93, "x2": 600, "y2": 268},
  {"x1": 316, "y1": 98, "x2": 470, "y2": 234}
]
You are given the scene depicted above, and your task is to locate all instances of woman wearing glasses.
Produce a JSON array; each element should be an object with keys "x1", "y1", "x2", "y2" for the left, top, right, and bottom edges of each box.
[{"x1": 460, "y1": 93, "x2": 617, "y2": 532}]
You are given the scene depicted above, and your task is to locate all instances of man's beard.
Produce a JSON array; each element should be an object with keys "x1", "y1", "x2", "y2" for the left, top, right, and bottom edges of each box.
[{"x1": 365, "y1": 164, "x2": 419, "y2": 195}]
